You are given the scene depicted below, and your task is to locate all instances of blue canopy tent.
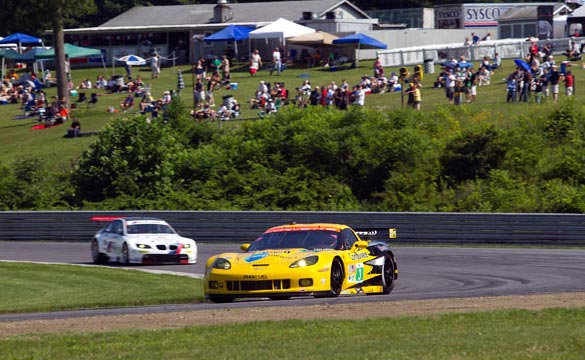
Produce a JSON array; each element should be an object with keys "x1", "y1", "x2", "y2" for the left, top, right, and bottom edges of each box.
[
  {"x1": 0, "y1": 33, "x2": 43, "y2": 53},
  {"x1": 203, "y1": 25, "x2": 253, "y2": 61},
  {"x1": 332, "y1": 33, "x2": 387, "y2": 66}
]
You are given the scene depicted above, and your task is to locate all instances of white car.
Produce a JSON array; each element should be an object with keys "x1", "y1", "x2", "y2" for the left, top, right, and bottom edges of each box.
[{"x1": 91, "y1": 217, "x2": 197, "y2": 265}]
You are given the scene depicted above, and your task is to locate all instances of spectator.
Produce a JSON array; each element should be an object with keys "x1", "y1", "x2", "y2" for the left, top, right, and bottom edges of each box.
[
  {"x1": 309, "y1": 86, "x2": 321, "y2": 106},
  {"x1": 506, "y1": 75, "x2": 517, "y2": 103},
  {"x1": 151, "y1": 53, "x2": 160, "y2": 79},
  {"x1": 249, "y1": 50, "x2": 262, "y2": 76},
  {"x1": 120, "y1": 93, "x2": 134, "y2": 112},
  {"x1": 565, "y1": 41, "x2": 581, "y2": 61},
  {"x1": 549, "y1": 64, "x2": 561, "y2": 103},
  {"x1": 405, "y1": 82, "x2": 421, "y2": 110},
  {"x1": 269, "y1": 47, "x2": 282, "y2": 76},
  {"x1": 564, "y1": 70, "x2": 574, "y2": 96},
  {"x1": 220, "y1": 55, "x2": 230, "y2": 84},
  {"x1": 471, "y1": 32, "x2": 480, "y2": 45},
  {"x1": 69, "y1": 118, "x2": 81, "y2": 137}
]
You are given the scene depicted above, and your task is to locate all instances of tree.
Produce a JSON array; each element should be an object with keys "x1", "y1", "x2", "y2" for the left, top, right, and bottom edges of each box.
[{"x1": 49, "y1": 1, "x2": 96, "y2": 107}]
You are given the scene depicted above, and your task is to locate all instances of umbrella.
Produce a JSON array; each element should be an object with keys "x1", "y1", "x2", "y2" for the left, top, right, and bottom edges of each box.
[
  {"x1": 332, "y1": 33, "x2": 387, "y2": 50},
  {"x1": 0, "y1": 32, "x2": 43, "y2": 53},
  {"x1": 117, "y1": 54, "x2": 146, "y2": 65},
  {"x1": 287, "y1": 31, "x2": 338, "y2": 47},
  {"x1": 202, "y1": 25, "x2": 253, "y2": 61},
  {"x1": 514, "y1": 59, "x2": 531, "y2": 73}
]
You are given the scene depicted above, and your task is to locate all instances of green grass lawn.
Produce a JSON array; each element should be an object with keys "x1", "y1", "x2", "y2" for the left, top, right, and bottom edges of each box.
[
  {"x1": 0, "y1": 58, "x2": 575, "y2": 169},
  {"x1": 0, "y1": 262, "x2": 202, "y2": 313},
  {"x1": 1, "y1": 308, "x2": 584, "y2": 359}
]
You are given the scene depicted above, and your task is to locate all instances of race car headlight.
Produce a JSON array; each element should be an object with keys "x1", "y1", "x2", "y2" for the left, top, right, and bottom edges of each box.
[
  {"x1": 182, "y1": 244, "x2": 191, "y2": 249},
  {"x1": 290, "y1": 255, "x2": 318, "y2": 268},
  {"x1": 137, "y1": 244, "x2": 151, "y2": 249},
  {"x1": 212, "y1": 258, "x2": 231, "y2": 270}
]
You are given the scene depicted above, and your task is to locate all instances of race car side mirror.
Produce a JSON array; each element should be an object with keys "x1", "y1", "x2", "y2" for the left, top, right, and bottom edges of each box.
[
  {"x1": 240, "y1": 243, "x2": 251, "y2": 252},
  {"x1": 354, "y1": 240, "x2": 368, "y2": 250}
]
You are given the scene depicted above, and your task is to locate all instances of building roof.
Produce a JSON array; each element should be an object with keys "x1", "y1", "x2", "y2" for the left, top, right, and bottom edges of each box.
[
  {"x1": 498, "y1": 4, "x2": 571, "y2": 21},
  {"x1": 97, "y1": 0, "x2": 367, "y2": 28}
]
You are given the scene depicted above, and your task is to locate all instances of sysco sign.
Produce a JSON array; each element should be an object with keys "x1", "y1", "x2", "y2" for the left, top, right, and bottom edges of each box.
[{"x1": 466, "y1": 7, "x2": 502, "y2": 22}]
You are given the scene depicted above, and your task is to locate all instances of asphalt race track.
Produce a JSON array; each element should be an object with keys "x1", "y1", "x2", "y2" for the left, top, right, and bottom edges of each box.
[{"x1": 1, "y1": 242, "x2": 584, "y2": 322}]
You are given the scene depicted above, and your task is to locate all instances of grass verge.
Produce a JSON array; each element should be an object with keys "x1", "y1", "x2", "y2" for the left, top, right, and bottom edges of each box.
[
  {"x1": 0, "y1": 262, "x2": 203, "y2": 313},
  {"x1": 1, "y1": 308, "x2": 584, "y2": 359}
]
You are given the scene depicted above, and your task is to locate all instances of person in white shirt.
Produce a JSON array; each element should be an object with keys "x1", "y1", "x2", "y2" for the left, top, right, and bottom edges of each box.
[{"x1": 269, "y1": 47, "x2": 282, "y2": 76}]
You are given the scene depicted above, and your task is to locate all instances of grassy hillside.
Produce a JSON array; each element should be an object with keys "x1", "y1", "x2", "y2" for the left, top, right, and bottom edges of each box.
[{"x1": 0, "y1": 58, "x2": 556, "y2": 169}]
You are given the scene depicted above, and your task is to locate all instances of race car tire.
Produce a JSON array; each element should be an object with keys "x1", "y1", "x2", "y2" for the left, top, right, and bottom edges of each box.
[
  {"x1": 121, "y1": 243, "x2": 130, "y2": 265},
  {"x1": 208, "y1": 296, "x2": 235, "y2": 303},
  {"x1": 269, "y1": 296, "x2": 291, "y2": 301},
  {"x1": 91, "y1": 239, "x2": 108, "y2": 265},
  {"x1": 381, "y1": 253, "x2": 396, "y2": 294},
  {"x1": 329, "y1": 258, "x2": 344, "y2": 297}
]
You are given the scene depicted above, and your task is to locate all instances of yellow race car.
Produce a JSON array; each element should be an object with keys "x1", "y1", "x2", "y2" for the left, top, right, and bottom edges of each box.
[{"x1": 205, "y1": 223, "x2": 398, "y2": 303}]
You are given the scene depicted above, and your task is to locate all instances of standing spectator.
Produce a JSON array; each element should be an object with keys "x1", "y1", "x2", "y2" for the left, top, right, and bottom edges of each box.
[
  {"x1": 309, "y1": 86, "x2": 321, "y2": 106},
  {"x1": 482, "y1": 32, "x2": 492, "y2": 41},
  {"x1": 151, "y1": 53, "x2": 160, "y2": 79},
  {"x1": 445, "y1": 69, "x2": 456, "y2": 104},
  {"x1": 471, "y1": 32, "x2": 480, "y2": 45},
  {"x1": 196, "y1": 57, "x2": 206, "y2": 80},
  {"x1": 405, "y1": 82, "x2": 421, "y2": 110},
  {"x1": 220, "y1": 55, "x2": 230, "y2": 84},
  {"x1": 206, "y1": 77, "x2": 216, "y2": 107},
  {"x1": 533, "y1": 78, "x2": 544, "y2": 104},
  {"x1": 249, "y1": 50, "x2": 262, "y2": 76},
  {"x1": 353, "y1": 85, "x2": 365, "y2": 106},
  {"x1": 549, "y1": 64, "x2": 561, "y2": 104},
  {"x1": 194, "y1": 78, "x2": 204, "y2": 107},
  {"x1": 564, "y1": 70, "x2": 574, "y2": 96},
  {"x1": 506, "y1": 75, "x2": 517, "y2": 103},
  {"x1": 519, "y1": 71, "x2": 532, "y2": 103},
  {"x1": 373, "y1": 57, "x2": 384, "y2": 78},
  {"x1": 540, "y1": 74, "x2": 549, "y2": 101},
  {"x1": 269, "y1": 47, "x2": 282, "y2": 76}
]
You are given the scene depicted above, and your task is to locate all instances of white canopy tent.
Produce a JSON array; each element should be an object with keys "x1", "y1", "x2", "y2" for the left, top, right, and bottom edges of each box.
[{"x1": 248, "y1": 18, "x2": 315, "y2": 55}]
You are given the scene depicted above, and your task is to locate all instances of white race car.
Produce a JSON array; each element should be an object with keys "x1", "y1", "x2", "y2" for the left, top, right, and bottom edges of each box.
[{"x1": 91, "y1": 216, "x2": 197, "y2": 265}]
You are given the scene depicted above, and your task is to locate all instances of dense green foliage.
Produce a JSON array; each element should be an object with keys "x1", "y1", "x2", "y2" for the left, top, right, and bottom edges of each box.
[{"x1": 3, "y1": 96, "x2": 585, "y2": 212}]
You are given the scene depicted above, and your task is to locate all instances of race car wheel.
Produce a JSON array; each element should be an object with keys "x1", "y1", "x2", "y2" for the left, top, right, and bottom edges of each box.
[
  {"x1": 121, "y1": 243, "x2": 130, "y2": 265},
  {"x1": 91, "y1": 240, "x2": 108, "y2": 265},
  {"x1": 329, "y1": 258, "x2": 344, "y2": 297},
  {"x1": 381, "y1": 253, "x2": 396, "y2": 294}
]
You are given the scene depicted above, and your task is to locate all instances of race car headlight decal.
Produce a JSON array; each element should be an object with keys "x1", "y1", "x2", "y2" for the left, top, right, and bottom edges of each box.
[
  {"x1": 213, "y1": 258, "x2": 231, "y2": 270},
  {"x1": 137, "y1": 244, "x2": 151, "y2": 249},
  {"x1": 290, "y1": 255, "x2": 318, "y2": 268},
  {"x1": 182, "y1": 244, "x2": 191, "y2": 249}
]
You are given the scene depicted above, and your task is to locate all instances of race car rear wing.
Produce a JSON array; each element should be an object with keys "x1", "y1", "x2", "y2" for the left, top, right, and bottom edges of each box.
[
  {"x1": 90, "y1": 215, "x2": 124, "y2": 222},
  {"x1": 354, "y1": 228, "x2": 397, "y2": 241}
]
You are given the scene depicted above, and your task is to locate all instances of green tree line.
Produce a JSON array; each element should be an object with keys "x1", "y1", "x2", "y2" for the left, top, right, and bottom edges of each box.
[{"x1": 2, "y1": 98, "x2": 585, "y2": 213}]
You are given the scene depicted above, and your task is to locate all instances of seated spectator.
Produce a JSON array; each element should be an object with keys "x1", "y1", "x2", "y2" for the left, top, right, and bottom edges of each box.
[
  {"x1": 139, "y1": 91, "x2": 155, "y2": 113},
  {"x1": 54, "y1": 104, "x2": 69, "y2": 124},
  {"x1": 68, "y1": 118, "x2": 81, "y2": 138},
  {"x1": 565, "y1": 41, "x2": 581, "y2": 61},
  {"x1": 192, "y1": 104, "x2": 216, "y2": 122},
  {"x1": 160, "y1": 90, "x2": 172, "y2": 105},
  {"x1": 95, "y1": 75, "x2": 107, "y2": 89},
  {"x1": 120, "y1": 93, "x2": 134, "y2": 112}
]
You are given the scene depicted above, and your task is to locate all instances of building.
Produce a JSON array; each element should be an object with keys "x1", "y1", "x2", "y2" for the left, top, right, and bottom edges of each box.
[
  {"x1": 367, "y1": 8, "x2": 434, "y2": 29},
  {"x1": 434, "y1": 3, "x2": 565, "y2": 32},
  {"x1": 497, "y1": 4, "x2": 572, "y2": 40},
  {"x1": 63, "y1": 0, "x2": 377, "y2": 65}
]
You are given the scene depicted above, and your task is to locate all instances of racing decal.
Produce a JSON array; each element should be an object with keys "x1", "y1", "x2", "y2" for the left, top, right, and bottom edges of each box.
[
  {"x1": 350, "y1": 252, "x2": 369, "y2": 261},
  {"x1": 245, "y1": 251, "x2": 269, "y2": 263},
  {"x1": 347, "y1": 263, "x2": 364, "y2": 283},
  {"x1": 173, "y1": 243, "x2": 184, "y2": 255},
  {"x1": 243, "y1": 275, "x2": 268, "y2": 279}
]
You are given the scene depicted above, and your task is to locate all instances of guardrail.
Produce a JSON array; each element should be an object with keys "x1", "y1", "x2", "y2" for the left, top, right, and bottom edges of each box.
[{"x1": 1, "y1": 211, "x2": 585, "y2": 246}]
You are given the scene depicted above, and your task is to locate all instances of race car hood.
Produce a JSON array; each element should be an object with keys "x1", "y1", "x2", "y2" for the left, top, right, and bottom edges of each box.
[
  {"x1": 127, "y1": 234, "x2": 192, "y2": 243},
  {"x1": 221, "y1": 248, "x2": 330, "y2": 265}
]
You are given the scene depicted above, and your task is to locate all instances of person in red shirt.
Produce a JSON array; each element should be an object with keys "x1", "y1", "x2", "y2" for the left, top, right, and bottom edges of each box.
[{"x1": 564, "y1": 70, "x2": 574, "y2": 97}]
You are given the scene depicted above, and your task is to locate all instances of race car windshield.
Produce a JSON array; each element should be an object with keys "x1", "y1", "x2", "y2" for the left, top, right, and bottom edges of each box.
[
  {"x1": 248, "y1": 230, "x2": 339, "y2": 251},
  {"x1": 126, "y1": 224, "x2": 176, "y2": 234}
]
